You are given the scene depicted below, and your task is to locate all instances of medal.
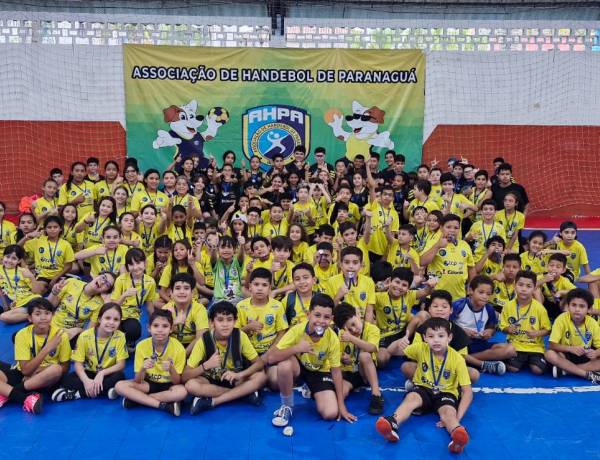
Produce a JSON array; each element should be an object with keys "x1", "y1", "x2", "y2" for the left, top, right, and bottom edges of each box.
[{"x1": 429, "y1": 349, "x2": 448, "y2": 394}]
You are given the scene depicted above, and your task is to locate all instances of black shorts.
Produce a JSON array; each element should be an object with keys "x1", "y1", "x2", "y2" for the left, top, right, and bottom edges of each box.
[
  {"x1": 0, "y1": 361, "x2": 23, "y2": 387},
  {"x1": 379, "y1": 330, "x2": 406, "y2": 348},
  {"x1": 410, "y1": 385, "x2": 458, "y2": 415},
  {"x1": 206, "y1": 375, "x2": 235, "y2": 389},
  {"x1": 342, "y1": 371, "x2": 366, "y2": 390},
  {"x1": 146, "y1": 380, "x2": 173, "y2": 394},
  {"x1": 298, "y1": 362, "x2": 335, "y2": 395},
  {"x1": 507, "y1": 352, "x2": 548, "y2": 372},
  {"x1": 565, "y1": 353, "x2": 590, "y2": 365}
]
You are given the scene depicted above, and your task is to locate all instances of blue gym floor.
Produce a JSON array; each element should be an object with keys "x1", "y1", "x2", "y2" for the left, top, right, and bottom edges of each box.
[{"x1": 1, "y1": 230, "x2": 599, "y2": 460}]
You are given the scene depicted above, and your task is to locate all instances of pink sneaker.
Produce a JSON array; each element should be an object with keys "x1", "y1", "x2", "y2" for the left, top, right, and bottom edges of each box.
[
  {"x1": 23, "y1": 393, "x2": 43, "y2": 415},
  {"x1": 0, "y1": 394, "x2": 8, "y2": 408}
]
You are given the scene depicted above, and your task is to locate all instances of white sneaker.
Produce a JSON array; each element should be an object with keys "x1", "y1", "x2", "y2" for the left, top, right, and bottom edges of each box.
[
  {"x1": 108, "y1": 388, "x2": 119, "y2": 400},
  {"x1": 272, "y1": 405, "x2": 293, "y2": 427}
]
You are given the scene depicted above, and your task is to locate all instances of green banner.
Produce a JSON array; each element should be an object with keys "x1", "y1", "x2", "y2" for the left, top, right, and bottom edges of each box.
[{"x1": 124, "y1": 45, "x2": 425, "y2": 172}]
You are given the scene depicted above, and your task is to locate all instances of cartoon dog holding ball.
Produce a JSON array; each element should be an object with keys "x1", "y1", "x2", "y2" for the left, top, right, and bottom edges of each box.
[
  {"x1": 153, "y1": 100, "x2": 229, "y2": 167},
  {"x1": 325, "y1": 100, "x2": 394, "y2": 161}
]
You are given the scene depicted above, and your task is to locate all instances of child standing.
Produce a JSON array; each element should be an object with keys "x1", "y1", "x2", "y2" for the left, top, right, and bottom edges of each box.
[
  {"x1": 284, "y1": 263, "x2": 316, "y2": 327},
  {"x1": 494, "y1": 192, "x2": 525, "y2": 253}
]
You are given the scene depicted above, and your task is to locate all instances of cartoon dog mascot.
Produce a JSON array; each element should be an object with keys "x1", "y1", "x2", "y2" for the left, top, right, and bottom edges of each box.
[
  {"x1": 326, "y1": 100, "x2": 394, "y2": 161},
  {"x1": 153, "y1": 100, "x2": 226, "y2": 168}
]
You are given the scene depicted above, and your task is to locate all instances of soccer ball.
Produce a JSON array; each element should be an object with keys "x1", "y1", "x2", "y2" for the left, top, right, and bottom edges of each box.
[{"x1": 208, "y1": 106, "x2": 229, "y2": 125}]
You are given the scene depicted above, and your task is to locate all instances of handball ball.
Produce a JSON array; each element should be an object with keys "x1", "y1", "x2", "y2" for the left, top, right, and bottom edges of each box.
[
  {"x1": 209, "y1": 107, "x2": 229, "y2": 124},
  {"x1": 324, "y1": 108, "x2": 342, "y2": 124}
]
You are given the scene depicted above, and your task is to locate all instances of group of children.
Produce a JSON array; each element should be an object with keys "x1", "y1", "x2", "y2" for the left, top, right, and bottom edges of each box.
[{"x1": 0, "y1": 151, "x2": 599, "y2": 455}]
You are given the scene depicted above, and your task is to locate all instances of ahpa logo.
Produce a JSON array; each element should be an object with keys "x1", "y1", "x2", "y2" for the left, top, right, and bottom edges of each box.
[{"x1": 242, "y1": 105, "x2": 310, "y2": 167}]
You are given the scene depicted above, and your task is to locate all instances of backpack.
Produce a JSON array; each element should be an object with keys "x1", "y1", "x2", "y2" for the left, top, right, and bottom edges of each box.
[
  {"x1": 201, "y1": 328, "x2": 247, "y2": 371},
  {"x1": 284, "y1": 291, "x2": 297, "y2": 324}
]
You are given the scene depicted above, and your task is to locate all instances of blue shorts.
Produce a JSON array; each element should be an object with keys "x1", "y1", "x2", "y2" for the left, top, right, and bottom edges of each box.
[{"x1": 468, "y1": 340, "x2": 495, "y2": 354}]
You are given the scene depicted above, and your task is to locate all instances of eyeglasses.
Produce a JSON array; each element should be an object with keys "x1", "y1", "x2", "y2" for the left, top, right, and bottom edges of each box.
[{"x1": 99, "y1": 274, "x2": 113, "y2": 287}]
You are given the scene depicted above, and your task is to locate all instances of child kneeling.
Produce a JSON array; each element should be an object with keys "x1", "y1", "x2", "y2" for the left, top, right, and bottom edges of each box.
[
  {"x1": 183, "y1": 300, "x2": 267, "y2": 415},
  {"x1": 114, "y1": 309, "x2": 187, "y2": 416},
  {"x1": 376, "y1": 318, "x2": 472, "y2": 454}
]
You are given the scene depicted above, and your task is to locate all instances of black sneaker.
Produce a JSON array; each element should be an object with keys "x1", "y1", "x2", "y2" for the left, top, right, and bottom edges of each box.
[
  {"x1": 190, "y1": 396, "x2": 213, "y2": 415},
  {"x1": 159, "y1": 401, "x2": 181, "y2": 417},
  {"x1": 122, "y1": 397, "x2": 140, "y2": 409},
  {"x1": 375, "y1": 415, "x2": 400, "y2": 443},
  {"x1": 588, "y1": 371, "x2": 600, "y2": 385},
  {"x1": 247, "y1": 391, "x2": 263, "y2": 406},
  {"x1": 368, "y1": 394, "x2": 385, "y2": 415}
]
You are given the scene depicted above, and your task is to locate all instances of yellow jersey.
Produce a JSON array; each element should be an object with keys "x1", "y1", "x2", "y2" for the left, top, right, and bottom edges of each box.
[
  {"x1": 121, "y1": 182, "x2": 146, "y2": 206},
  {"x1": 520, "y1": 252, "x2": 547, "y2": 275},
  {"x1": 72, "y1": 328, "x2": 128, "y2": 372},
  {"x1": 311, "y1": 197, "x2": 329, "y2": 229},
  {"x1": 367, "y1": 201, "x2": 400, "y2": 256},
  {"x1": 94, "y1": 179, "x2": 115, "y2": 200},
  {"x1": 283, "y1": 291, "x2": 313, "y2": 327},
  {"x1": 442, "y1": 193, "x2": 473, "y2": 220},
  {"x1": 314, "y1": 263, "x2": 339, "y2": 292},
  {"x1": 387, "y1": 243, "x2": 420, "y2": 270},
  {"x1": 87, "y1": 244, "x2": 128, "y2": 278},
  {"x1": 479, "y1": 258, "x2": 502, "y2": 278},
  {"x1": 242, "y1": 254, "x2": 273, "y2": 280},
  {"x1": 292, "y1": 201, "x2": 317, "y2": 234},
  {"x1": 261, "y1": 220, "x2": 289, "y2": 239},
  {"x1": 31, "y1": 236, "x2": 74, "y2": 279},
  {"x1": 495, "y1": 209, "x2": 525, "y2": 252},
  {"x1": 469, "y1": 221, "x2": 506, "y2": 258},
  {"x1": 424, "y1": 239, "x2": 474, "y2": 301},
  {"x1": 277, "y1": 321, "x2": 341, "y2": 372},
  {"x1": 62, "y1": 223, "x2": 83, "y2": 252},
  {"x1": 324, "y1": 273, "x2": 375, "y2": 319},
  {"x1": 404, "y1": 342, "x2": 471, "y2": 398},
  {"x1": 539, "y1": 275, "x2": 576, "y2": 303},
  {"x1": 78, "y1": 213, "x2": 114, "y2": 248},
  {"x1": 58, "y1": 180, "x2": 96, "y2": 217},
  {"x1": 134, "y1": 337, "x2": 186, "y2": 383},
  {"x1": 163, "y1": 300, "x2": 209, "y2": 345},
  {"x1": 52, "y1": 278, "x2": 105, "y2": 329},
  {"x1": 291, "y1": 241, "x2": 309, "y2": 264},
  {"x1": 158, "y1": 263, "x2": 202, "y2": 300},
  {"x1": 14, "y1": 324, "x2": 71, "y2": 370},
  {"x1": 338, "y1": 321, "x2": 379, "y2": 372},
  {"x1": 138, "y1": 222, "x2": 162, "y2": 256},
  {"x1": 187, "y1": 329, "x2": 258, "y2": 380},
  {"x1": 0, "y1": 219, "x2": 17, "y2": 254},
  {"x1": 32, "y1": 196, "x2": 59, "y2": 220},
  {"x1": 499, "y1": 299, "x2": 551, "y2": 353},
  {"x1": 412, "y1": 227, "x2": 440, "y2": 255},
  {"x1": 492, "y1": 280, "x2": 516, "y2": 310},
  {"x1": 554, "y1": 240, "x2": 588, "y2": 279},
  {"x1": 0, "y1": 266, "x2": 39, "y2": 308},
  {"x1": 549, "y1": 312, "x2": 600, "y2": 348},
  {"x1": 236, "y1": 297, "x2": 288, "y2": 354},
  {"x1": 111, "y1": 273, "x2": 159, "y2": 320},
  {"x1": 374, "y1": 291, "x2": 415, "y2": 338},
  {"x1": 131, "y1": 190, "x2": 169, "y2": 213},
  {"x1": 166, "y1": 223, "x2": 193, "y2": 245}
]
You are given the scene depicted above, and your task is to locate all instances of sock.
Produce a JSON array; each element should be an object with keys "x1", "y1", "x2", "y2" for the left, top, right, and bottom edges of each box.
[{"x1": 280, "y1": 393, "x2": 294, "y2": 408}]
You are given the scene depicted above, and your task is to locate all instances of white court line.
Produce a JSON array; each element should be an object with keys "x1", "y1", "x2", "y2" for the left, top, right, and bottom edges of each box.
[{"x1": 295, "y1": 385, "x2": 600, "y2": 395}]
